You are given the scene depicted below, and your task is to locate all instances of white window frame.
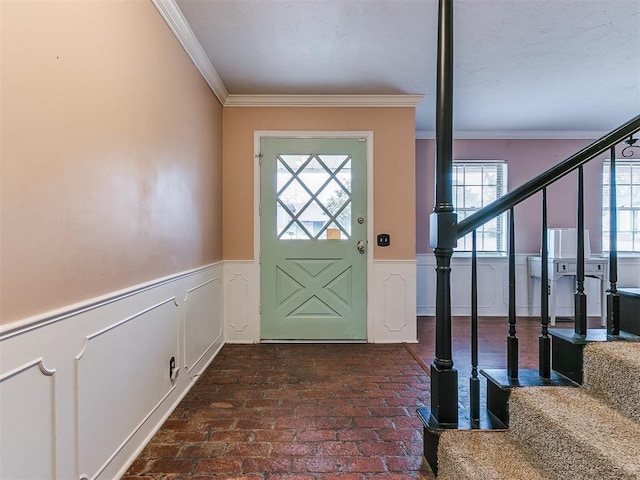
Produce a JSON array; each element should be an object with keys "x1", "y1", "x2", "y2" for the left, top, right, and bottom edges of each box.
[
  {"x1": 602, "y1": 159, "x2": 640, "y2": 253},
  {"x1": 453, "y1": 160, "x2": 508, "y2": 254}
]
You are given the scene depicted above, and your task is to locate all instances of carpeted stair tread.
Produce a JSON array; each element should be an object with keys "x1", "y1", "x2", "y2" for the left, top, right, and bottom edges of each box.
[
  {"x1": 509, "y1": 386, "x2": 640, "y2": 480},
  {"x1": 437, "y1": 430, "x2": 551, "y2": 480},
  {"x1": 583, "y1": 342, "x2": 640, "y2": 423}
]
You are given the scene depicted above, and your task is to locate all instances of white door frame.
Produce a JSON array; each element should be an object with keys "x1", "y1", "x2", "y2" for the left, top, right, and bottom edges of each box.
[{"x1": 254, "y1": 131, "x2": 375, "y2": 342}]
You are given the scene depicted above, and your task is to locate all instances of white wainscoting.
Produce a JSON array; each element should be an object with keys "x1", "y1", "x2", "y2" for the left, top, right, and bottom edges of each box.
[
  {"x1": 223, "y1": 259, "x2": 417, "y2": 344},
  {"x1": 616, "y1": 255, "x2": 640, "y2": 289},
  {"x1": 0, "y1": 358, "x2": 56, "y2": 480},
  {"x1": 223, "y1": 261, "x2": 259, "y2": 343},
  {"x1": 0, "y1": 263, "x2": 223, "y2": 480},
  {"x1": 416, "y1": 254, "x2": 622, "y2": 317},
  {"x1": 371, "y1": 260, "x2": 418, "y2": 343}
]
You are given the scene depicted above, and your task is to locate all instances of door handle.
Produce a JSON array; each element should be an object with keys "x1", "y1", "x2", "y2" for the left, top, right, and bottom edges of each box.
[{"x1": 357, "y1": 240, "x2": 366, "y2": 254}]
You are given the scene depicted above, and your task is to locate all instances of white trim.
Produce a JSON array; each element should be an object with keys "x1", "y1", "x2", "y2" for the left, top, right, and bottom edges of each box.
[
  {"x1": 254, "y1": 131, "x2": 375, "y2": 342},
  {"x1": 227, "y1": 94, "x2": 424, "y2": 108},
  {"x1": 151, "y1": 2, "x2": 425, "y2": 112},
  {"x1": 151, "y1": 0, "x2": 607, "y2": 140},
  {"x1": 415, "y1": 130, "x2": 603, "y2": 140},
  {"x1": 1, "y1": 264, "x2": 224, "y2": 480},
  {"x1": 0, "y1": 262, "x2": 222, "y2": 339},
  {"x1": 151, "y1": 0, "x2": 228, "y2": 104}
]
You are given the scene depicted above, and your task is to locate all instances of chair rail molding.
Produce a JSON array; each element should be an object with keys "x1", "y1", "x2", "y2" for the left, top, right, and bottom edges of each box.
[{"x1": 0, "y1": 263, "x2": 223, "y2": 480}]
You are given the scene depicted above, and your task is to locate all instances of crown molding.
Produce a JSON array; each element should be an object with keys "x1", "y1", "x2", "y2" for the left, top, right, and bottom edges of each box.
[
  {"x1": 152, "y1": 0, "x2": 229, "y2": 104},
  {"x1": 152, "y1": 1, "x2": 424, "y2": 111},
  {"x1": 415, "y1": 130, "x2": 603, "y2": 140},
  {"x1": 225, "y1": 94, "x2": 425, "y2": 108}
]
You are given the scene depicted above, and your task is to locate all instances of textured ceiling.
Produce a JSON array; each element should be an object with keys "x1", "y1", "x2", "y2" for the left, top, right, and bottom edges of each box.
[{"x1": 175, "y1": 0, "x2": 640, "y2": 134}]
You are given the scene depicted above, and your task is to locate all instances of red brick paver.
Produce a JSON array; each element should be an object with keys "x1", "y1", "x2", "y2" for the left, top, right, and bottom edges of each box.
[{"x1": 122, "y1": 344, "x2": 434, "y2": 479}]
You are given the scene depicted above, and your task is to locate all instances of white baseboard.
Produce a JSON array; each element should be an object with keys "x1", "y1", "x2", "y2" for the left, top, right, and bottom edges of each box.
[{"x1": 0, "y1": 263, "x2": 224, "y2": 480}]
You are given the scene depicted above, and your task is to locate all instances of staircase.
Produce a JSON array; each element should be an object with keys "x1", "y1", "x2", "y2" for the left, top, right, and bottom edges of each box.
[
  {"x1": 423, "y1": 1, "x2": 640, "y2": 475},
  {"x1": 436, "y1": 340, "x2": 640, "y2": 479}
]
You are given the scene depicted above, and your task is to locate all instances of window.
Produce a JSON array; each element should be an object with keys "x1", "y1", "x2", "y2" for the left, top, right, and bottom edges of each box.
[
  {"x1": 602, "y1": 160, "x2": 640, "y2": 252},
  {"x1": 276, "y1": 153, "x2": 352, "y2": 240},
  {"x1": 453, "y1": 161, "x2": 508, "y2": 253}
]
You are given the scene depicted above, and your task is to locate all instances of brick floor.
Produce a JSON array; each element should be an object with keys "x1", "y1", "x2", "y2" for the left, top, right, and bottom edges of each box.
[
  {"x1": 122, "y1": 343, "x2": 434, "y2": 480},
  {"x1": 123, "y1": 316, "x2": 601, "y2": 479}
]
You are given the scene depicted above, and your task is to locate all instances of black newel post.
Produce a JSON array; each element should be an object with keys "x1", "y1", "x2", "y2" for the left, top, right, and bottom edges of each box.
[
  {"x1": 417, "y1": 2, "x2": 458, "y2": 472},
  {"x1": 429, "y1": 0, "x2": 458, "y2": 428}
]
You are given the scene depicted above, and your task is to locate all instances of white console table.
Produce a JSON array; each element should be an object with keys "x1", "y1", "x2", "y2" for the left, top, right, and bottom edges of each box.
[{"x1": 527, "y1": 256, "x2": 608, "y2": 326}]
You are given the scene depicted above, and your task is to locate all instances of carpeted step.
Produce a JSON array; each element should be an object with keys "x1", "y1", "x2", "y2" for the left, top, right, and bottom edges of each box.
[
  {"x1": 583, "y1": 341, "x2": 640, "y2": 423},
  {"x1": 508, "y1": 387, "x2": 640, "y2": 480},
  {"x1": 437, "y1": 430, "x2": 551, "y2": 480}
]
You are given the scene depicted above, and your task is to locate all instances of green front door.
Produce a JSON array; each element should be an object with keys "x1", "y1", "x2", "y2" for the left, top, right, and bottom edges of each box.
[{"x1": 260, "y1": 137, "x2": 367, "y2": 340}]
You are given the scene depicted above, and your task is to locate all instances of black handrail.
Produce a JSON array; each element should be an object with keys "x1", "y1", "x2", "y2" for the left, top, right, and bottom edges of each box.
[{"x1": 456, "y1": 114, "x2": 640, "y2": 239}]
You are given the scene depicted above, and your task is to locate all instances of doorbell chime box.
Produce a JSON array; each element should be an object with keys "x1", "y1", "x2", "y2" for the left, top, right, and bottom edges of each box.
[{"x1": 377, "y1": 234, "x2": 390, "y2": 247}]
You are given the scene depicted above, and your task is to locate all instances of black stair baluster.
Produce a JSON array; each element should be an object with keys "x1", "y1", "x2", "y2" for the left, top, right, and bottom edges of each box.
[
  {"x1": 575, "y1": 166, "x2": 587, "y2": 336},
  {"x1": 540, "y1": 188, "x2": 551, "y2": 378},
  {"x1": 470, "y1": 229, "x2": 480, "y2": 426},
  {"x1": 608, "y1": 145, "x2": 620, "y2": 335},
  {"x1": 507, "y1": 207, "x2": 518, "y2": 379}
]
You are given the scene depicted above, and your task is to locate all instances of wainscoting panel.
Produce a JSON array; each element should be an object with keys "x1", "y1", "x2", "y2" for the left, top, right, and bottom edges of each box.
[
  {"x1": 417, "y1": 254, "x2": 518, "y2": 317},
  {"x1": 617, "y1": 255, "x2": 640, "y2": 288},
  {"x1": 224, "y1": 261, "x2": 258, "y2": 343},
  {"x1": 184, "y1": 277, "x2": 223, "y2": 374},
  {"x1": 417, "y1": 254, "x2": 636, "y2": 318},
  {"x1": 372, "y1": 260, "x2": 417, "y2": 343},
  {"x1": 238, "y1": 259, "x2": 417, "y2": 344},
  {"x1": 0, "y1": 263, "x2": 223, "y2": 480},
  {"x1": 0, "y1": 358, "x2": 56, "y2": 480},
  {"x1": 75, "y1": 298, "x2": 178, "y2": 479}
]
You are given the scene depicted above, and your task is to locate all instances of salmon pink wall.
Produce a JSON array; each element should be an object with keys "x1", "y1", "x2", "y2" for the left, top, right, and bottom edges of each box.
[
  {"x1": 416, "y1": 139, "x2": 606, "y2": 254},
  {"x1": 0, "y1": 1, "x2": 223, "y2": 324},
  {"x1": 222, "y1": 107, "x2": 416, "y2": 260}
]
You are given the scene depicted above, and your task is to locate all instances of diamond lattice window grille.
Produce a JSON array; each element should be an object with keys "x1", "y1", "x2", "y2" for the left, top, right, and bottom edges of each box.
[{"x1": 276, "y1": 154, "x2": 352, "y2": 240}]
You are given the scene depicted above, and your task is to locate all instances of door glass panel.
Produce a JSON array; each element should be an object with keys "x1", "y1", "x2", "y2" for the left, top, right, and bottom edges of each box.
[
  {"x1": 318, "y1": 179, "x2": 348, "y2": 209},
  {"x1": 276, "y1": 153, "x2": 352, "y2": 240},
  {"x1": 335, "y1": 159, "x2": 351, "y2": 191},
  {"x1": 279, "y1": 154, "x2": 311, "y2": 173},
  {"x1": 318, "y1": 154, "x2": 349, "y2": 172},
  {"x1": 276, "y1": 159, "x2": 294, "y2": 191},
  {"x1": 320, "y1": 220, "x2": 348, "y2": 240},
  {"x1": 279, "y1": 179, "x2": 311, "y2": 208}
]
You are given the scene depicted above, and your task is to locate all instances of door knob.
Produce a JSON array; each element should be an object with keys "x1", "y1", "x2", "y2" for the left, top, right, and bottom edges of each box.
[{"x1": 357, "y1": 240, "x2": 366, "y2": 254}]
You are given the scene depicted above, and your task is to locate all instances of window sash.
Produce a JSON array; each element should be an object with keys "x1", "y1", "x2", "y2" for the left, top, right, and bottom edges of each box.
[
  {"x1": 602, "y1": 160, "x2": 640, "y2": 252},
  {"x1": 453, "y1": 161, "x2": 507, "y2": 253}
]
